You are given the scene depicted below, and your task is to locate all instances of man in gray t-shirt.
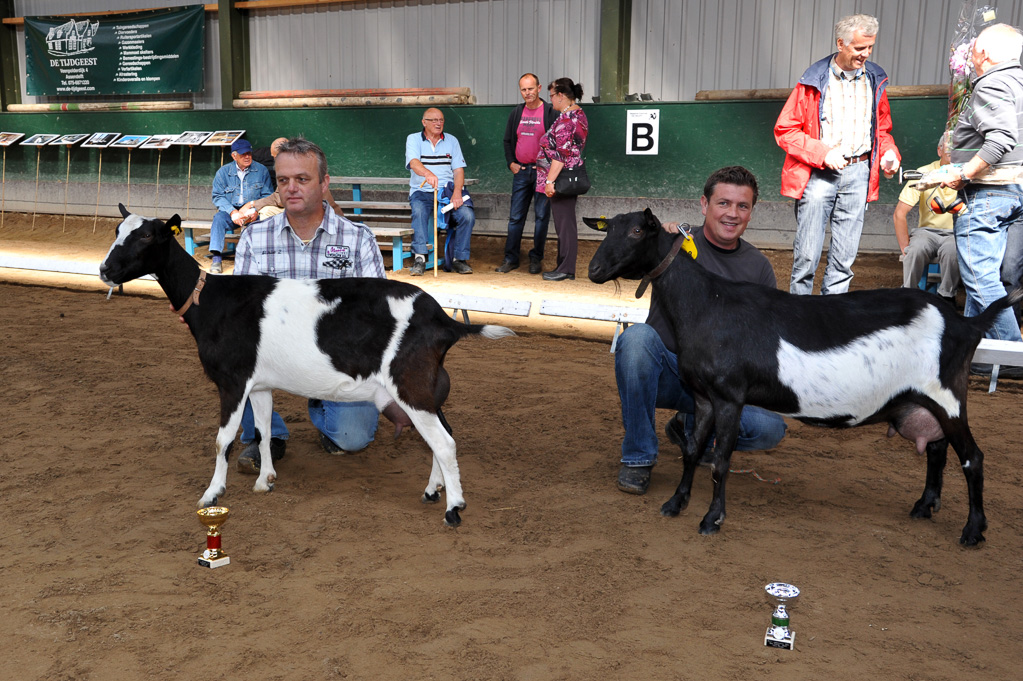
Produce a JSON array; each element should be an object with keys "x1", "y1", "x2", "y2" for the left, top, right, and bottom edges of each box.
[{"x1": 614, "y1": 166, "x2": 787, "y2": 495}]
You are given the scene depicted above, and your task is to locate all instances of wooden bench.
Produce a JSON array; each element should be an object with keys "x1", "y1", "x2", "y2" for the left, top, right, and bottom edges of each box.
[
  {"x1": 539, "y1": 300, "x2": 649, "y2": 352},
  {"x1": 973, "y1": 338, "x2": 1023, "y2": 392},
  {"x1": 428, "y1": 292, "x2": 532, "y2": 323},
  {"x1": 181, "y1": 220, "x2": 239, "y2": 256}
]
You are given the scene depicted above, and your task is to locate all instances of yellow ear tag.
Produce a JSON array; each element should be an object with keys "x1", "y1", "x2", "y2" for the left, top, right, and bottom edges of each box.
[
  {"x1": 598, "y1": 215, "x2": 607, "y2": 231},
  {"x1": 682, "y1": 234, "x2": 697, "y2": 259},
  {"x1": 170, "y1": 224, "x2": 182, "y2": 236}
]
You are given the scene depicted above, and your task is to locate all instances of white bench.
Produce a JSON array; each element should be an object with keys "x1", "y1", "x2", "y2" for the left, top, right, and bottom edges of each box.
[
  {"x1": 428, "y1": 293, "x2": 532, "y2": 323},
  {"x1": 539, "y1": 300, "x2": 649, "y2": 352},
  {"x1": 181, "y1": 220, "x2": 239, "y2": 256},
  {"x1": 973, "y1": 338, "x2": 1023, "y2": 392}
]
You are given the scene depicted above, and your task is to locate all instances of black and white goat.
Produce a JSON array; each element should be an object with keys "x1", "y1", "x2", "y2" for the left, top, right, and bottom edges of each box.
[
  {"x1": 587, "y1": 209, "x2": 1022, "y2": 546},
  {"x1": 99, "y1": 205, "x2": 513, "y2": 526}
]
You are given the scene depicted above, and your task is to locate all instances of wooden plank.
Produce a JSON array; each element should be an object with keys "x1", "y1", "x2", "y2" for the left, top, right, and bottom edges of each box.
[
  {"x1": 2, "y1": 4, "x2": 217, "y2": 25},
  {"x1": 331, "y1": 177, "x2": 415, "y2": 185},
  {"x1": 539, "y1": 300, "x2": 649, "y2": 324},
  {"x1": 430, "y1": 293, "x2": 531, "y2": 318},
  {"x1": 7, "y1": 102, "x2": 192, "y2": 112},
  {"x1": 973, "y1": 339, "x2": 1023, "y2": 366},
  {"x1": 231, "y1": 95, "x2": 474, "y2": 108},
  {"x1": 239, "y1": 87, "x2": 472, "y2": 99},
  {"x1": 336, "y1": 200, "x2": 411, "y2": 210},
  {"x1": 694, "y1": 84, "x2": 947, "y2": 101}
]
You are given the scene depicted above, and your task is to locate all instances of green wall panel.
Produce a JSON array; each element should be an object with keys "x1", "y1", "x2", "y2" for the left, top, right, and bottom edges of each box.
[{"x1": 0, "y1": 98, "x2": 947, "y2": 203}]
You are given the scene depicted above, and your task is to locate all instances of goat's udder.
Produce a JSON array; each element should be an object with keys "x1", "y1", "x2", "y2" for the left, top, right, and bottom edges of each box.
[{"x1": 383, "y1": 401, "x2": 414, "y2": 438}]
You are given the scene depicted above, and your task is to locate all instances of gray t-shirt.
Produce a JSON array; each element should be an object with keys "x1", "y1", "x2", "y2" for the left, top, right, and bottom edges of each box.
[{"x1": 646, "y1": 225, "x2": 776, "y2": 354}]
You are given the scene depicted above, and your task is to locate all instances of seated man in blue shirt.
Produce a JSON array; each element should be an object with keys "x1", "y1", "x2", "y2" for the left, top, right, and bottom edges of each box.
[
  {"x1": 209, "y1": 138, "x2": 273, "y2": 273},
  {"x1": 405, "y1": 108, "x2": 475, "y2": 275}
]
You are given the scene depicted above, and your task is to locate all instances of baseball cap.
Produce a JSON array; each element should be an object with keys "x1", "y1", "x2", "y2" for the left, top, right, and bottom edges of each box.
[{"x1": 231, "y1": 138, "x2": 253, "y2": 154}]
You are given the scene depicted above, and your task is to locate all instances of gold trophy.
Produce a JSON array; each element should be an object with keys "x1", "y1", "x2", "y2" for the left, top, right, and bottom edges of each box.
[{"x1": 196, "y1": 506, "x2": 231, "y2": 568}]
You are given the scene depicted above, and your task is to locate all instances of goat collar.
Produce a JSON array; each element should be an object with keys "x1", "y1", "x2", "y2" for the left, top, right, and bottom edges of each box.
[
  {"x1": 174, "y1": 270, "x2": 208, "y2": 317},
  {"x1": 635, "y1": 228, "x2": 690, "y2": 299}
]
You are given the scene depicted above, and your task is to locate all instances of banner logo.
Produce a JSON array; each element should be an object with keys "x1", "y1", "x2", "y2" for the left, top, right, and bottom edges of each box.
[{"x1": 46, "y1": 19, "x2": 98, "y2": 57}]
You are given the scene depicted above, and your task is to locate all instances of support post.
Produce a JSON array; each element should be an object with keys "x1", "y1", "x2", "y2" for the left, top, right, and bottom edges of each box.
[
  {"x1": 599, "y1": 0, "x2": 632, "y2": 103},
  {"x1": 218, "y1": 0, "x2": 249, "y2": 110}
]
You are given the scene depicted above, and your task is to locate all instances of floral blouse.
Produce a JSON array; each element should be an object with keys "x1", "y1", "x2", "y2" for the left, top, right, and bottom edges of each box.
[{"x1": 536, "y1": 108, "x2": 589, "y2": 192}]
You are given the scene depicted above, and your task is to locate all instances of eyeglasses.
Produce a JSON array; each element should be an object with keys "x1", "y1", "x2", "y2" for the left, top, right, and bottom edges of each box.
[{"x1": 423, "y1": 118, "x2": 444, "y2": 123}]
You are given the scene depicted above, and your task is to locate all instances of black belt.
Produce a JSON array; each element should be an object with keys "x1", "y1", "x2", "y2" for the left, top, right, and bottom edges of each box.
[
  {"x1": 517, "y1": 163, "x2": 536, "y2": 168},
  {"x1": 845, "y1": 151, "x2": 871, "y2": 164}
]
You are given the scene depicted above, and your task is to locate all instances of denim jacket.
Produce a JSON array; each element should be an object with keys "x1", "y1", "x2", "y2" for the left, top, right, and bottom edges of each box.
[{"x1": 211, "y1": 160, "x2": 273, "y2": 213}]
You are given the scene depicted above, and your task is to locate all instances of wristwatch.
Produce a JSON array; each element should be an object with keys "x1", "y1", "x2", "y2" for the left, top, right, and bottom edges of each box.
[
  {"x1": 546, "y1": 180, "x2": 555, "y2": 185},
  {"x1": 958, "y1": 166, "x2": 970, "y2": 184}
]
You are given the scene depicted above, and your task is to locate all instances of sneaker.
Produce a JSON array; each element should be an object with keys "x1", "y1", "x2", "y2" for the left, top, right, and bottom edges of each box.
[
  {"x1": 529, "y1": 256, "x2": 543, "y2": 275},
  {"x1": 617, "y1": 464, "x2": 653, "y2": 495},
  {"x1": 409, "y1": 256, "x2": 426, "y2": 276},
  {"x1": 236, "y1": 437, "x2": 287, "y2": 474},
  {"x1": 451, "y1": 259, "x2": 473, "y2": 274},
  {"x1": 320, "y1": 432, "x2": 349, "y2": 455},
  {"x1": 495, "y1": 260, "x2": 519, "y2": 273},
  {"x1": 210, "y1": 256, "x2": 223, "y2": 274}
]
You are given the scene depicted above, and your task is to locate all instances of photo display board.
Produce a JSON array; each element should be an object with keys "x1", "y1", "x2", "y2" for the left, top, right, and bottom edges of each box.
[{"x1": 24, "y1": 4, "x2": 204, "y2": 96}]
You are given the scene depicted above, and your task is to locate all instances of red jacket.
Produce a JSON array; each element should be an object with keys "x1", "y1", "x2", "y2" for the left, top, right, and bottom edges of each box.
[{"x1": 775, "y1": 56, "x2": 900, "y2": 202}]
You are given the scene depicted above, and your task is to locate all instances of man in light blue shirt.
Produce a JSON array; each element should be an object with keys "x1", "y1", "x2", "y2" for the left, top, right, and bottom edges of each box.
[
  {"x1": 405, "y1": 108, "x2": 475, "y2": 275},
  {"x1": 209, "y1": 137, "x2": 273, "y2": 273}
]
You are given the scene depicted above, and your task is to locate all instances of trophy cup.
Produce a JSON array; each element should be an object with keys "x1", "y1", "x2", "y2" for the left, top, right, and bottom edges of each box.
[
  {"x1": 196, "y1": 506, "x2": 231, "y2": 569},
  {"x1": 764, "y1": 582, "x2": 800, "y2": 650}
]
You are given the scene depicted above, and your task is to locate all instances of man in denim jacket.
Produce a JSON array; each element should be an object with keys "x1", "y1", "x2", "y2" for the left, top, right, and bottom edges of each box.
[{"x1": 209, "y1": 138, "x2": 273, "y2": 273}]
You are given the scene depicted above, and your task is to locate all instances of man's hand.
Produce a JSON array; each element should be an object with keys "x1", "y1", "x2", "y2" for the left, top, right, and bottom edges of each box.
[
  {"x1": 824, "y1": 148, "x2": 848, "y2": 171},
  {"x1": 881, "y1": 149, "x2": 900, "y2": 178},
  {"x1": 928, "y1": 164, "x2": 966, "y2": 190},
  {"x1": 451, "y1": 192, "x2": 464, "y2": 209},
  {"x1": 510, "y1": 162, "x2": 521, "y2": 174},
  {"x1": 661, "y1": 221, "x2": 683, "y2": 234},
  {"x1": 423, "y1": 171, "x2": 439, "y2": 190}
]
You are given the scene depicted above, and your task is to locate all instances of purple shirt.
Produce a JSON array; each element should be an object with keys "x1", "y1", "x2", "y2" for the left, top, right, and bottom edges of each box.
[{"x1": 536, "y1": 108, "x2": 589, "y2": 191}]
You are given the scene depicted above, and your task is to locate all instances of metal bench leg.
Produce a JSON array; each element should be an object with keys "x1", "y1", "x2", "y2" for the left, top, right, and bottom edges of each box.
[
  {"x1": 449, "y1": 308, "x2": 469, "y2": 323},
  {"x1": 989, "y1": 365, "x2": 1000, "y2": 393},
  {"x1": 610, "y1": 322, "x2": 630, "y2": 353},
  {"x1": 391, "y1": 236, "x2": 404, "y2": 271},
  {"x1": 184, "y1": 228, "x2": 196, "y2": 255}
]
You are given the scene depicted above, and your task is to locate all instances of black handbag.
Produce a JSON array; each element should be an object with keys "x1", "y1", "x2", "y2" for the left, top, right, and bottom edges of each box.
[{"x1": 554, "y1": 162, "x2": 591, "y2": 196}]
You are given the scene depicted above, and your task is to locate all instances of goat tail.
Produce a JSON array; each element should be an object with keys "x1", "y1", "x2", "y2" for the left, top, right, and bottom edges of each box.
[
  {"x1": 476, "y1": 324, "x2": 517, "y2": 340},
  {"x1": 970, "y1": 286, "x2": 1023, "y2": 335}
]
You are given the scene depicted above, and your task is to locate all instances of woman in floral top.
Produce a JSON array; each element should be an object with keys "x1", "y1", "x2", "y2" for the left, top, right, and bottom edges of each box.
[{"x1": 536, "y1": 77, "x2": 589, "y2": 281}]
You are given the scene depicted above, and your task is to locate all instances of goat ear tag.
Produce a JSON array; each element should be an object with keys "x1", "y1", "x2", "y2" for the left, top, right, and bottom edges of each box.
[
  {"x1": 682, "y1": 235, "x2": 698, "y2": 259},
  {"x1": 169, "y1": 224, "x2": 182, "y2": 236}
]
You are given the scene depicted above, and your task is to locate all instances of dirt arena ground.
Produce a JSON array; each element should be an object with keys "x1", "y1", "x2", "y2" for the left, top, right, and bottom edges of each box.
[{"x1": 2, "y1": 213, "x2": 1022, "y2": 680}]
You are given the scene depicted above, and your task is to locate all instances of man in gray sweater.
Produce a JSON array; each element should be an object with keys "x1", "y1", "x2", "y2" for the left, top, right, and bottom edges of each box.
[{"x1": 941, "y1": 23, "x2": 1023, "y2": 344}]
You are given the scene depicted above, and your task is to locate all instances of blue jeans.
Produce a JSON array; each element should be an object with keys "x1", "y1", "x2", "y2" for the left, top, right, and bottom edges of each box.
[
  {"x1": 790, "y1": 162, "x2": 870, "y2": 295},
  {"x1": 503, "y1": 166, "x2": 550, "y2": 264},
  {"x1": 241, "y1": 398, "x2": 380, "y2": 452},
  {"x1": 614, "y1": 324, "x2": 787, "y2": 467},
  {"x1": 954, "y1": 184, "x2": 1023, "y2": 341},
  {"x1": 210, "y1": 210, "x2": 237, "y2": 255},
  {"x1": 410, "y1": 191, "x2": 475, "y2": 261}
]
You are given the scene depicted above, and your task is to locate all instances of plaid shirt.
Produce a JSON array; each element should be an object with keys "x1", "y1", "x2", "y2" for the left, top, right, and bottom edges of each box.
[
  {"x1": 821, "y1": 58, "x2": 873, "y2": 157},
  {"x1": 234, "y1": 202, "x2": 385, "y2": 280}
]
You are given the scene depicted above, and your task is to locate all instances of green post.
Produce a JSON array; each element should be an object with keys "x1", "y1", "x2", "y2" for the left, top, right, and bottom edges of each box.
[
  {"x1": 0, "y1": 0, "x2": 22, "y2": 109},
  {"x1": 218, "y1": 0, "x2": 250, "y2": 110},
  {"x1": 599, "y1": 0, "x2": 632, "y2": 103}
]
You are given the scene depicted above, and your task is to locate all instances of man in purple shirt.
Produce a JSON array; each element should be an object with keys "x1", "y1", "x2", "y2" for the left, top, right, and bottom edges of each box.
[{"x1": 498, "y1": 73, "x2": 557, "y2": 274}]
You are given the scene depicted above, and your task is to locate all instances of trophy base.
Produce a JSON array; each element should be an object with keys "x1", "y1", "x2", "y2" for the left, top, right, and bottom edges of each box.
[
  {"x1": 198, "y1": 555, "x2": 230, "y2": 569},
  {"x1": 765, "y1": 628, "x2": 795, "y2": 650}
]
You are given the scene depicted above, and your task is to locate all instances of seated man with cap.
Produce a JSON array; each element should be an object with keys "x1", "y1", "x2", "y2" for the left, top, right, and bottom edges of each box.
[{"x1": 209, "y1": 138, "x2": 273, "y2": 273}]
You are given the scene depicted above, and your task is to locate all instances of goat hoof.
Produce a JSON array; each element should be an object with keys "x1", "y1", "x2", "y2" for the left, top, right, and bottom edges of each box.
[
  {"x1": 660, "y1": 494, "x2": 687, "y2": 517},
  {"x1": 443, "y1": 508, "x2": 462, "y2": 527},
  {"x1": 959, "y1": 532, "x2": 985, "y2": 547},
  {"x1": 698, "y1": 523, "x2": 721, "y2": 536},
  {"x1": 421, "y1": 490, "x2": 441, "y2": 504},
  {"x1": 910, "y1": 496, "x2": 941, "y2": 518},
  {"x1": 199, "y1": 496, "x2": 218, "y2": 508}
]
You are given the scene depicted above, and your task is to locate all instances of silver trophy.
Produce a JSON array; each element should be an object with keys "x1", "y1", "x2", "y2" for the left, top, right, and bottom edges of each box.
[{"x1": 764, "y1": 582, "x2": 800, "y2": 650}]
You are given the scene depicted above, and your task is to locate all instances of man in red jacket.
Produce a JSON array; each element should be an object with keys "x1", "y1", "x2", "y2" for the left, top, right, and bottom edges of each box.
[{"x1": 775, "y1": 14, "x2": 901, "y2": 295}]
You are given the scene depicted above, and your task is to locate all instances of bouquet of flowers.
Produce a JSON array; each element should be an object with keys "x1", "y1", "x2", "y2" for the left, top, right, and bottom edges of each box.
[{"x1": 946, "y1": 2, "x2": 997, "y2": 137}]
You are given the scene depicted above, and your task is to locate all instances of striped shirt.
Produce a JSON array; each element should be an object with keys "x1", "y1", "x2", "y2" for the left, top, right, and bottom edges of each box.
[
  {"x1": 234, "y1": 202, "x2": 386, "y2": 280},
  {"x1": 405, "y1": 131, "x2": 467, "y2": 195},
  {"x1": 821, "y1": 58, "x2": 873, "y2": 157}
]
